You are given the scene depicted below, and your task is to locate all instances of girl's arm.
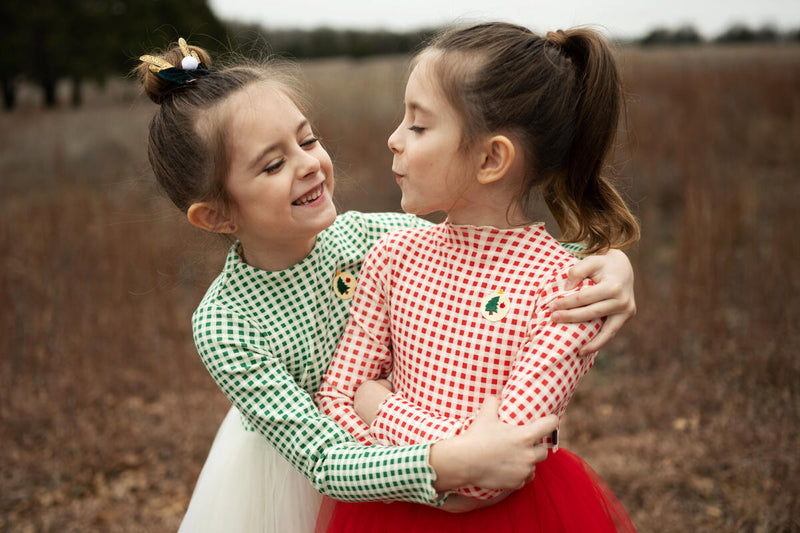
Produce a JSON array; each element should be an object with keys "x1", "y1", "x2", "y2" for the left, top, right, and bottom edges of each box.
[
  {"x1": 363, "y1": 267, "x2": 601, "y2": 499},
  {"x1": 429, "y1": 397, "x2": 556, "y2": 493},
  {"x1": 552, "y1": 248, "x2": 635, "y2": 355},
  {"x1": 194, "y1": 295, "x2": 554, "y2": 504},
  {"x1": 315, "y1": 239, "x2": 557, "y2": 495},
  {"x1": 314, "y1": 235, "x2": 398, "y2": 428},
  {"x1": 193, "y1": 304, "x2": 439, "y2": 505}
]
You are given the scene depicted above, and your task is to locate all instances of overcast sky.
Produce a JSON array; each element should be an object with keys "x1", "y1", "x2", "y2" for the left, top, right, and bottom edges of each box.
[{"x1": 208, "y1": 0, "x2": 799, "y2": 39}]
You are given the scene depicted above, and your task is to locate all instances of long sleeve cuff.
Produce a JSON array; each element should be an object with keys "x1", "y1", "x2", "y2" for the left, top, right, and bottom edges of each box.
[{"x1": 370, "y1": 394, "x2": 461, "y2": 446}]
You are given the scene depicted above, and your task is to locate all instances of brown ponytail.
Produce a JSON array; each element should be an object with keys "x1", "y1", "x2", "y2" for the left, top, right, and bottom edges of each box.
[
  {"x1": 421, "y1": 23, "x2": 639, "y2": 253},
  {"x1": 542, "y1": 29, "x2": 639, "y2": 253}
]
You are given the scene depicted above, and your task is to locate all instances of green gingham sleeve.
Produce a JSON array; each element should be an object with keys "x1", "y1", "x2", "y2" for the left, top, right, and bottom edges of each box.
[
  {"x1": 354, "y1": 211, "x2": 433, "y2": 230},
  {"x1": 560, "y1": 240, "x2": 587, "y2": 258},
  {"x1": 193, "y1": 304, "x2": 441, "y2": 504}
]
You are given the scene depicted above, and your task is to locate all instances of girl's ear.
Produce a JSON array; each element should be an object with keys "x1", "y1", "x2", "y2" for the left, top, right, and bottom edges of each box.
[
  {"x1": 187, "y1": 202, "x2": 236, "y2": 234},
  {"x1": 476, "y1": 135, "x2": 516, "y2": 185}
]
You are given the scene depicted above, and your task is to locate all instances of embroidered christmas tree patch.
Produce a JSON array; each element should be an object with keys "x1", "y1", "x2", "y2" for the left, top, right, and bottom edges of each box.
[
  {"x1": 481, "y1": 289, "x2": 511, "y2": 322},
  {"x1": 333, "y1": 271, "x2": 356, "y2": 300}
]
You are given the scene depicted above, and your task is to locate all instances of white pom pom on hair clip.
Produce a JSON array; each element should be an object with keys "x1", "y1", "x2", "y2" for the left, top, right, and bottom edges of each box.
[
  {"x1": 178, "y1": 37, "x2": 201, "y2": 70},
  {"x1": 181, "y1": 55, "x2": 199, "y2": 70}
]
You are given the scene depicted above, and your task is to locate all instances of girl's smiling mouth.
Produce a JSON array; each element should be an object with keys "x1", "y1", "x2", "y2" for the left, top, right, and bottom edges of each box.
[{"x1": 292, "y1": 183, "x2": 324, "y2": 206}]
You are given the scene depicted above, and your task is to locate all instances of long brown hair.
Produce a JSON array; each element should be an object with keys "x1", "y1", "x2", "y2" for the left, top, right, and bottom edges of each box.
[
  {"x1": 136, "y1": 41, "x2": 305, "y2": 213},
  {"x1": 421, "y1": 22, "x2": 639, "y2": 253}
]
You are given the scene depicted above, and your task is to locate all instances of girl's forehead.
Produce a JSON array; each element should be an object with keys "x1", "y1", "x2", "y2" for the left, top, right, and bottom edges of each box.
[
  {"x1": 409, "y1": 52, "x2": 438, "y2": 84},
  {"x1": 406, "y1": 54, "x2": 462, "y2": 123},
  {"x1": 233, "y1": 83, "x2": 299, "y2": 116},
  {"x1": 222, "y1": 84, "x2": 306, "y2": 134},
  {"x1": 406, "y1": 57, "x2": 444, "y2": 101},
  {"x1": 216, "y1": 84, "x2": 310, "y2": 164}
]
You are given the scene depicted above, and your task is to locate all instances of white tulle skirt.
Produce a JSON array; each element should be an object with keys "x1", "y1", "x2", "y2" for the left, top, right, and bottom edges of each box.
[{"x1": 178, "y1": 406, "x2": 323, "y2": 533}]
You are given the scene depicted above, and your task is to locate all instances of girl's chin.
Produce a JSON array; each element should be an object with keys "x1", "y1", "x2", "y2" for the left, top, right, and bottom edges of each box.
[
  {"x1": 317, "y1": 201, "x2": 338, "y2": 227},
  {"x1": 399, "y1": 197, "x2": 415, "y2": 214},
  {"x1": 400, "y1": 199, "x2": 429, "y2": 216}
]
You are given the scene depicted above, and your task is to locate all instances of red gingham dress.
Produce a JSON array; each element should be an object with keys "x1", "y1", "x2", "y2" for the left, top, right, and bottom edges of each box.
[{"x1": 316, "y1": 222, "x2": 636, "y2": 532}]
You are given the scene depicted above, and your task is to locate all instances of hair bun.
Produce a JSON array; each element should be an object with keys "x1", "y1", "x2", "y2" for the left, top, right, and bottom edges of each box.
[{"x1": 136, "y1": 40, "x2": 213, "y2": 104}]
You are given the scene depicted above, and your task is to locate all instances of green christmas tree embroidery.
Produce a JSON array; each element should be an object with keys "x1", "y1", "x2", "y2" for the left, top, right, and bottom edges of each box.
[
  {"x1": 484, "y1": 295, "x2": 500, "y2": 315},
  {"x1": 337, "y1": 276, "x2": 350, "y2": 296}
]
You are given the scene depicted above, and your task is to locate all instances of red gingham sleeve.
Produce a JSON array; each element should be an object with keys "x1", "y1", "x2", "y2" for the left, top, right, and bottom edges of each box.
[
  {"x1": 496, "y1": 278, "x2": 602, "y2": 428},
  {"x1": 370, "y1": 269, "x2": 602, "y2": 498},
  {"x1": 369, "y1": 394, "x2": 462, "y2": 445},
  {"x1": 315, "y1": 238, "x2": 395, "y2": 446}
]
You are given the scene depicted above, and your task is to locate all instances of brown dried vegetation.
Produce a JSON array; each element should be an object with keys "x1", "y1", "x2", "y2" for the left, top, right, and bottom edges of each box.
[{"x1": 1, "y1": 46, "x2": 798, "y2": 532}]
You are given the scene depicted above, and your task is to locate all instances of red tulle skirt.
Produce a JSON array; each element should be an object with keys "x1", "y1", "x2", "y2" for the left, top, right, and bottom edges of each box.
[{"x1": 320, "y1": 449, "x2": 636, "y2": 533}]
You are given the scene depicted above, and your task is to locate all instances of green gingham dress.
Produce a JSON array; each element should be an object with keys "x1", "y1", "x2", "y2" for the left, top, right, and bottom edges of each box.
[{"x1": 178, "y1": 211, "x2": 438, "y2": 533}]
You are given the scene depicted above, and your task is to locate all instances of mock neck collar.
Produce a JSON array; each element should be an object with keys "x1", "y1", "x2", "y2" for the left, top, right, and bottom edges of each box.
[{"x1": 441, "y1": 221, "x2": 545, "y2": 249}]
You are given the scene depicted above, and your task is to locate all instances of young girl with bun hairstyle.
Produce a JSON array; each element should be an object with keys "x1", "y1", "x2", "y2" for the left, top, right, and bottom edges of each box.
[
  {"x1": 136, "y1": 35, "x2": 636, "y2": 532},
  {"x1": 316, "y1": 22, "x2": 639, "y2": 532}
]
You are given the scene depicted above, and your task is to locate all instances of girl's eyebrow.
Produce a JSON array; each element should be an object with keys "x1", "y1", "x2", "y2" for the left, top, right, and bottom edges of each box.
[
  {"x1": 249, "y1": 119, "x2": 310, "y2": 170},
  {"x1": 406, "y1": 100, "x2": 433, "y2": 117}
]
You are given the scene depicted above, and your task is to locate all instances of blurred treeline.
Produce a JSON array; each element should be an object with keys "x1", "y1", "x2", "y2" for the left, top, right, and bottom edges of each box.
[
  {"x1": 0, "y1": 0, "x2": 226, "y2": 109},
  {"x1": 0, "y1": 0, "x2": 434, "y2": 110},
  {"x1": 2, "y1": 0, "x2": 799, "y2": 110},
  {"x1": 639, "y1": 23, "x2": 800, "y2": 46}
]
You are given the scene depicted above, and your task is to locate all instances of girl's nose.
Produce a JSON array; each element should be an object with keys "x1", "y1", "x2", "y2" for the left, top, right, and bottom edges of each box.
[
  {"x1": 388, "y1": 125, "x2": 403, "y2": 154},
  {"x1": 298, "y1": 149, "x2": 321, "y2": 179}
]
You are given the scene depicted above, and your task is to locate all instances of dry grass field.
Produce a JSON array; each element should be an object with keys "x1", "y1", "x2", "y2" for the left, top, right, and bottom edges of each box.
[{"x1": 1, "y1": 45, "x2": 798, "y2": 532}]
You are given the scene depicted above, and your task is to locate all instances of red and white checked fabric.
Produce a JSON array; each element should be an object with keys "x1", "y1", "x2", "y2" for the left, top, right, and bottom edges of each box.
[{"x1": 316, "y1": 222, "x2": 601, "y2": 499}]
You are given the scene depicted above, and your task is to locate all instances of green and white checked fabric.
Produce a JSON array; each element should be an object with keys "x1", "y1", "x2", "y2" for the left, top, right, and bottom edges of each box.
[
  {"x1": 560, "y1": 240, "x2": 587, "y2": 257},
  {"x1": 192, "y1": 211, "x2": 440, "y2": 504}
]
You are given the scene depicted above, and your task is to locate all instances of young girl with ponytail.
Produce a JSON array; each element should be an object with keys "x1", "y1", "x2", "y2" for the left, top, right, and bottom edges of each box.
[
  {"x1": 317, "y1": 22, "x2": 639, "y2": 532},
  {"x1": 136, "y1": 34, "x2": 636, "y2": 532}
]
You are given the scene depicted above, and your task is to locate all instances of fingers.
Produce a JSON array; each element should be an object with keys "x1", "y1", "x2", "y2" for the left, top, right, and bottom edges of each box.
[
  {"x1": 375, "y1": 378, "x2": 394, "y2": 392},
  {"x1": 579, "y1": 314, "x2": 622, "y2": 355},
  {"x1": 532, "y1": 444, "x2": 549, "y2": 464},
  {"x1": 359, "y1": 379, "x2": 393, "y2": 395},
  {"x1": 490, "y1": 490, "x2": 513, "y2": 505},
  {"x1": 549, "y1": 284, "x2": 613, "y2": 314},
  {"x1": 354, "y1": 380, "x2": 394, "y2": 424},
  {"x1": 550, "y1": 279, "x2": 622, "y2": 310},
  {"x1": 475, "y1": 395, "x2": 502, "y2": 417},
  {"x1": 564, "y1": 255, "x2": 603, "y2": 290},
  {"x1": 439, "y1": 495, "x2": 477, "y2": 514},
  {"x1": 551, "y1": 299, "x2": 617, "y2": 324},
  {"x1": 467, "y1": 396, "x2": 503, "y2": 432},
  {"x1": 550, "y1": 280, "x2": 633, "y2": 324},
  {"x1": 524, "y1": 414, "x2": 558, "y2": 444}
]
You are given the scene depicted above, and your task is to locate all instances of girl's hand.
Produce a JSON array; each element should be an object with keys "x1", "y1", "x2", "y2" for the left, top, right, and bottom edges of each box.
[
  {"x1": 438, "y1": 491, "x2": 512, "y2": 513},
  {"x1": 430, "y1": 397, "x2": 557, "y2": 492},
  {"x1": 549, "y1": 248, "x2": 635, "y2": 355},
  {"x1": 354, "y1": 379, "x2": 394, "y2": 425}
]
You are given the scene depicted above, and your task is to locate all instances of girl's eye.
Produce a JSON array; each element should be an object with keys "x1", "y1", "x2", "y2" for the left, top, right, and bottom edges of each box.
[
  {"x1": 300, "y1": 136, "x2": 319, "y2": 148},
  {"x1": 264, "y1": 159, "x2": 285, "y2": 174},
  {"x1": 409, "y1": 125, "x2": 425, "y2": 133}
]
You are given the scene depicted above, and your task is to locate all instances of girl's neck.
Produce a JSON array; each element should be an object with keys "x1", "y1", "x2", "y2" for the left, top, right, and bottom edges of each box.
[
  {"x1": 238, "y1": 235, "x2": 318, "y2": 272},
  {"x1": 444, "y1": 160, "x2": 534, "y2": 228},
  {"x1": 446, "y1": 194, "x2": 531, "y2": 229},
  {"x1": 447, "y1": 210, "x2": 530, "y2": 228}
]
